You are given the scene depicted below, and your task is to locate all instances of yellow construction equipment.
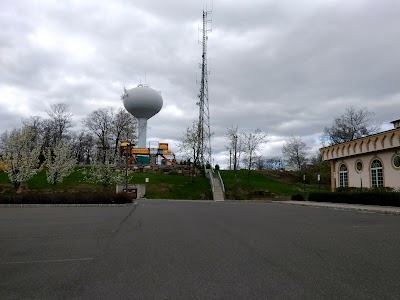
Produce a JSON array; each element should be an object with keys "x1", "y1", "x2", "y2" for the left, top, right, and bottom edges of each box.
[{"x1": 120, "y1": 141, "x2": 176, "y2": 165}]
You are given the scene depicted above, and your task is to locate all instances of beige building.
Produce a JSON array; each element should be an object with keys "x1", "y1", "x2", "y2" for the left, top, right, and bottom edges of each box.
[{"x1": 320, "y1": 119, "x2": 400, "y2": 191}]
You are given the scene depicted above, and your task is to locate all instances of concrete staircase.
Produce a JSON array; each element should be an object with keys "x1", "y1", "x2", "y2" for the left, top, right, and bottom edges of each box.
[{"x1": 212, "y1": 175, "x2": 225, "y2": 201}]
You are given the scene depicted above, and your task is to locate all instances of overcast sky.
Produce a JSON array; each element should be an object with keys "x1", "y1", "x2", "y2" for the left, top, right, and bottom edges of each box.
[{"x1": 1, "y1": 0, "x2": 399, "y2": 167}]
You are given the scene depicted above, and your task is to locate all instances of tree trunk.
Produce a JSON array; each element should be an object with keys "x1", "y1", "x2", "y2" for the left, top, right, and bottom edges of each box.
[
  {"x1": 12, "y1": 182, "x2": 20, "y2": 200},
  {"x1": 247, "y1": 156, "x2": 252, "y2": 184}
]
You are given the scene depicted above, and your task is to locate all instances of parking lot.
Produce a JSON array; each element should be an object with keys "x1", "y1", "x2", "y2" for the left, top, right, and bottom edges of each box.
[{"x1": 1, "y1": 200, "x2": 399, "y2": 299}]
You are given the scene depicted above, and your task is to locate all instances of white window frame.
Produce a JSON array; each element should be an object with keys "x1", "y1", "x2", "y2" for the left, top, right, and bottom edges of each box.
[
  {"x1": 370, "y1": 159, "x2": 383, "y2": 188},
  {"x1": 339, "y1": 163, "x2": 348, "y2": 187}
]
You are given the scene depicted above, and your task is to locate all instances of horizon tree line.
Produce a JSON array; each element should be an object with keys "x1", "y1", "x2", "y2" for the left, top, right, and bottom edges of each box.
[
  {"x1": 1, "y1": 104, "x2": 379, "y2": 191},
  {"x1": 223, "y1": 106, "x2": 380, "y2": 173}
]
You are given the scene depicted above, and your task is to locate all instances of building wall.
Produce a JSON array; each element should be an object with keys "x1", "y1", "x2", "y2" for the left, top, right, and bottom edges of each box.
[
  {"x1": 321, "y1": 127, "x2": 400, "y2": 191},
  {"x1": 332, "y1": 150, "x2": 400, "y2": 190}
]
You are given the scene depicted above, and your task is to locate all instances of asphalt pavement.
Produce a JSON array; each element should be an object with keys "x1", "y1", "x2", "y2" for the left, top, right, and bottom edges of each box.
[{"x1": 1, "y1": 200, "x2": 399, "y2": 299}]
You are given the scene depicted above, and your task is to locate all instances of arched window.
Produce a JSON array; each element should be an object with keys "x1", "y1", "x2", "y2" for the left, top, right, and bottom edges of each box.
[
  {"x1": 339, "y1": 164, "x2": 348, "y2": 187},
  {"x1": 370, "y1": 159, "x2": 383, "y2": 187}
]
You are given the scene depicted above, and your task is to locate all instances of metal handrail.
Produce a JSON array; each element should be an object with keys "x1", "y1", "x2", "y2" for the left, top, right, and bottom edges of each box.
[
  {"x1": 217, "y1": 171, "x2": 225, "y2": 198},
  {"x1": 209, "y1": 169, "x2": 214, "y2": 193}
]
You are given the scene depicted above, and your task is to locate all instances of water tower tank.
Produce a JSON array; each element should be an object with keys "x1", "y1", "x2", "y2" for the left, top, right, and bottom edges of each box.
[{"x1": 122, "y1": 84, "x2": 163, "y2": 148}]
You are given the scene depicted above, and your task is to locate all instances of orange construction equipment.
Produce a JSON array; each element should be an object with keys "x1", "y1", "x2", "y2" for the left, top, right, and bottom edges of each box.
[{"x1": 161, "y1": 154, "x2": 177, "y2": 166}]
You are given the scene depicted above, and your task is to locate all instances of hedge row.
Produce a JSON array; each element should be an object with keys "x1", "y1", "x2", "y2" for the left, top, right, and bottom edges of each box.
[
  {"x1": 308, "y1": 192, "x2": 400, "y2": 207},
  {"x1": 0, "y1": 192, "x2": 133, "y2": 204}
]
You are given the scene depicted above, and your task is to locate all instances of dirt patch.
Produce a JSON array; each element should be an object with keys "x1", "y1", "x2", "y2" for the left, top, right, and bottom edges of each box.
[
  {"x1": 0, "y1": 184, "x2": 12, "y2": 193},
  {"x1": 248, "y1": 190, "x2": 273, "y2": 197},
  {"x1": 261, "y1": 170, "x2": 297, "y2": 183}
]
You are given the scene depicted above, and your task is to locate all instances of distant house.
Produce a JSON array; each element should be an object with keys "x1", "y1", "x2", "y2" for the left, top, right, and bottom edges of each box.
[{"x1": 320, "y1": 119, "x2": 400, "y2": 191}]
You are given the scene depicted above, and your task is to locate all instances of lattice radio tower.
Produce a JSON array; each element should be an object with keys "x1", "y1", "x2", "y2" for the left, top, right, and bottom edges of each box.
[{"x1": 197, "y1": 9, "x2": 212, "y2": 166}]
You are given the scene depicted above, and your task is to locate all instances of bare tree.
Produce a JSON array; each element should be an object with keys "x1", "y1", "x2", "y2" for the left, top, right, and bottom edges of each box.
[
  {"x1": 70, "y1": 132, "x2": 95, "y2": 164},
  {"x1": 225, "y1": 126, "x2": 244, "y2": 190},
  {"x1": 43, "y1": 141, "x2": 77, "y2": 191},
  {"x1": 22, "y1": 116, "x2": 44, "y2": 145},
  {"x1": 309, "y1": 150, "x2": 323, "y2": 166},
  {"x1": 242, "y1": 129, "x2": 268, "y2": 181},
  {"x1": 47, "y1": 103, "x2": 73, "y2": 143},
  {"x1": 21, "y1": 105, "x2": 73, "y2": 150},
  {"x1": 84, "y1": 106, "x2": 137, "y2": 162},
  {"x1": 323, "y1": 106, "x2": 380, "y2": 145},
  {"x1": 84, "y1": 107, "x2": 114, "y2": 162},
  {"x1": 254, "y1": 155, "x2": 265, "y2": 171},
  {"x1": 0, "y1": 126, "x2": 42, "y2": 192},
  {"x1": 40, "y1": 119, "x2": 55, "y2": 150},
  {"x1": 282, "y1": 136, "x2": 309, "y2": 171},
  {"x1": 179, "y1": 121, "x2": 202, "y2": 182},
  {"x1": 111, "y1": 108, "x2": 137, "y2": 155}
]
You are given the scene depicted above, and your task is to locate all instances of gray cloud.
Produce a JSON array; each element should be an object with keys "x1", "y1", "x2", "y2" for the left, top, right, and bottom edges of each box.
[{"x1": 1, "y1": 0, "x2": 399, "y2": 167}]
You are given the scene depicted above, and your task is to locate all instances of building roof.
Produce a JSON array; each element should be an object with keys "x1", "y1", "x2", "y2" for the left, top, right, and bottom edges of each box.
[
  {"x1": 320, "y1": 127, "x2": 398, "y2": 150},
  {"x1": 319, "y1": 127, "x2": 400, "y2": 161}
]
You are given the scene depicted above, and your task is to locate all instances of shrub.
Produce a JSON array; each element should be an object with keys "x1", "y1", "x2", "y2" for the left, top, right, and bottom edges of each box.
[
  {"x1": 336, "y1": 187, "x2": 396, "y2": 193},
  {"x1": 291, "y1": 194, "x2": 305, "y2": 201},
  {"x1": 215, "y1": 164, "x2": 220, "y2": 171},
  {"x1": 335, "y1": 187, "x2": 362, "y2": 193},
  {"x1": 308, "y1": 192, "x2": 400, "y2": 207},
  {"x1": 0, "y1": 191, "x2": 133, "y2": 204}
]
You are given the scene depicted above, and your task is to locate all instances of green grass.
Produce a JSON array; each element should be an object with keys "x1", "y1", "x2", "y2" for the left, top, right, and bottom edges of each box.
[
  {"x1": 220, "y1": 170, "x2": 329, "y2": 200},
  {"x1": 0, "y1": 172, "x2": 8, "y2": 183},
  {"x1": 0, "y1": 168, "x2": 95, "y2": 192},
  {"x1": 1, "y1": 168, "x2": 329, "y2": 200},
  {"x1": 0, "y1": 169, "x2": 212, "y2": 200},
  {"x1": 131, "y1": 173, "x2": 211, "y2": 200}
]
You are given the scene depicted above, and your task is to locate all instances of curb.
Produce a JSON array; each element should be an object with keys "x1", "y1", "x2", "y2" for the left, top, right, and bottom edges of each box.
[{"x1": 279, "y1": 200, "x2": 400, "y2": 215}]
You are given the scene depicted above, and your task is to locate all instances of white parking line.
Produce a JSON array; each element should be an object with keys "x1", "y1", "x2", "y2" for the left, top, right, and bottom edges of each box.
[{"x1": 0, "y1": 257, "x2": 94, "y2": 265}]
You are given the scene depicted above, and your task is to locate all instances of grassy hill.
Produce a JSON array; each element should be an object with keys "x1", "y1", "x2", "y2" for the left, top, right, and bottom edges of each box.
[
  {"x1": 0, "y1": 169, "x2": 212, "y2": 200},
  {"x1": 0, "y1": 168, "x2": 329, "y2": 200},
  {"x1": 220, "y1": 170, "x2": 329, "y2": 200}
]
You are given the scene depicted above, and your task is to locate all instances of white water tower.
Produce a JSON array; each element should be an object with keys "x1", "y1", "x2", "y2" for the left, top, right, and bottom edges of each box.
[{"x1": 121, "y1": 84, "x2": 163, "y2": 148}]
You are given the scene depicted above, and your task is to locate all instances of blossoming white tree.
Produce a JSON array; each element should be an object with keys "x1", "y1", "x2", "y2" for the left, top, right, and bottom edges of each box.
[
  {"x1": 82, "y1": 149, "x2": 125, "y2": 189},
  {"x1": 1, "y1": 126, "x2": 42, "y2": 192},
  {"x1": 179, "y1": 121, "x2": 202, "y2": 182},
  {"x1": 43, "y1": 141, "x2": 77, "y2": 190}
]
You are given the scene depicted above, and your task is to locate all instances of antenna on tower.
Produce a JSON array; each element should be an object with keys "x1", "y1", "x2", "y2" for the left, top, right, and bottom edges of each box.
[{"x1": 196, "y1": 8, "x2": 213, "y2": 167}]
